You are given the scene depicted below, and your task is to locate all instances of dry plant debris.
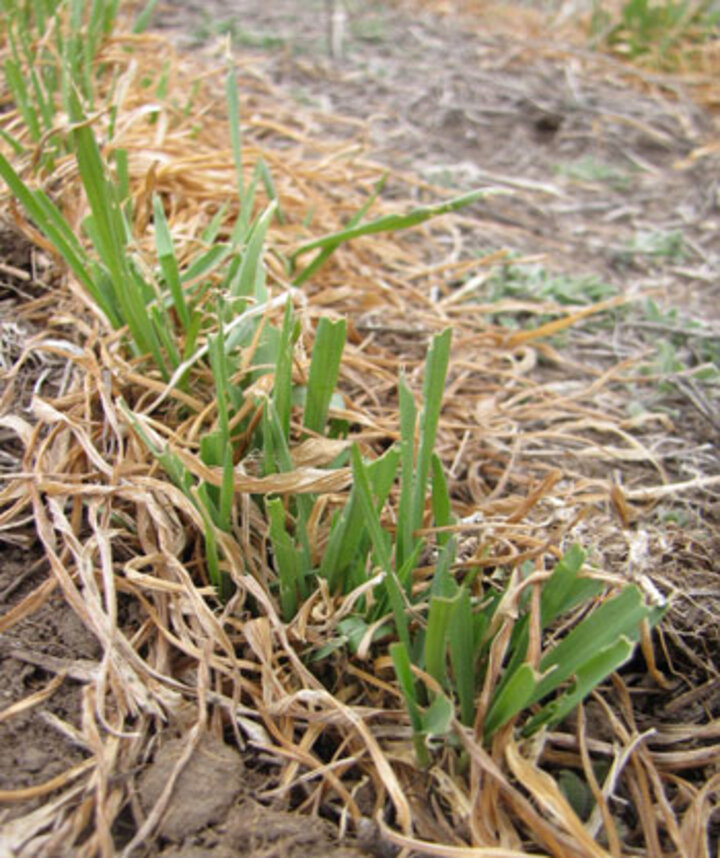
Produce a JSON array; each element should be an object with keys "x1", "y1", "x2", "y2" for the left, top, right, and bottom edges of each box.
[{"x1": 0, "y1": 3, "x2": 718, "y2": 857}]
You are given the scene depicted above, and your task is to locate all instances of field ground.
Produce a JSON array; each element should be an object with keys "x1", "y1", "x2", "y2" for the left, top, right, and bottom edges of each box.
[{"x1": 1, "y1": 1, "x2": 719, "y2": 855}]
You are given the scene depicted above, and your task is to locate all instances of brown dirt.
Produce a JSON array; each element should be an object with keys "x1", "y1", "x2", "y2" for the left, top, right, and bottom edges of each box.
[
  {"x1": 133, "y1": 733, "x2": 367, "y2": 856},
  {"x1": 1, "y1": 1, "x2": 719, "y2": 856},
  {"x1": 0, "y1": 549, "x2": 98, "y2": 816}
]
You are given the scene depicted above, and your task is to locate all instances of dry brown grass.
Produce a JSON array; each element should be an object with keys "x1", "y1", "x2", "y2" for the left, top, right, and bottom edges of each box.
[{"x1": 410, "y1": 0, "x2": 720, "y2": 111}]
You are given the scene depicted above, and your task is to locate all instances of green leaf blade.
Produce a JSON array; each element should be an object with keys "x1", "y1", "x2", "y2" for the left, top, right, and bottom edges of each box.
[
  {"x1": 303, "y1": 317, "x2": 346, "y2": 436},
  {"x1": 267, "y1": 497, "x2": 301, "y2": 621},
  {"x1": 412, "y1": 328, "x2": 451, "y2": 534},
  {"x1": 153, "y1": 194, "x2": 190, "y2": 331}
]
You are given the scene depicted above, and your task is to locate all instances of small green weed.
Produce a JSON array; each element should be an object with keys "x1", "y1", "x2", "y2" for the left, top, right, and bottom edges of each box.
[
  {"x1": 458, "y1": 255, "x2": 618, "y2": 330},
  {"x1": 627, "y1": 230, "x2": 687, "y2": 262},
  {"x1": 636, "y1": 298, "x2": 720, "y2": 383},
  {"x1": 555, "y1": 155, "x2": 634, "y2": 192},
  {"x1": 487, "y1": 259, "x2": 617, "y2": 305},
  {"x1": 189, "y1": 12, "x2": 285, "y2": 50}
]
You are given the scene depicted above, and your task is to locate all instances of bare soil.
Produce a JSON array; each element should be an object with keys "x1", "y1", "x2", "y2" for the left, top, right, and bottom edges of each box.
[
  {"x1": 1, "y1": 1, "x2": 718, "y2": 855},
  {"x1": 0, "y1": 549, "x2": 98, "y2": 812}
]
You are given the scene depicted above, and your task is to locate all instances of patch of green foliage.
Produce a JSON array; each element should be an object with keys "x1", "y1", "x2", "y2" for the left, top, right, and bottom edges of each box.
[
  {"x1": 189, "y1": 12, "x2": 286, "y2": 50},
  {"x1": 555, "y1": 155, "x2": 634, "y2": 192},
  {"x1": 457, "y1": 254, "x2": 617, "y2": 331},
  {"x1": 590, "y1": 0, "x2": 720, "y2": 69},
  {"x1": 625, "y1": 230, "x2": 687, "y2": 263},
  {"x1": 0, "y1": 0, "x2": 120, "y2": 170},
  {"x1": 485, "y1": 258, "x2": 617, "y2": 305},
  {"x1": 637, "y1": 299, "x2": 720, "y2": 383}
]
